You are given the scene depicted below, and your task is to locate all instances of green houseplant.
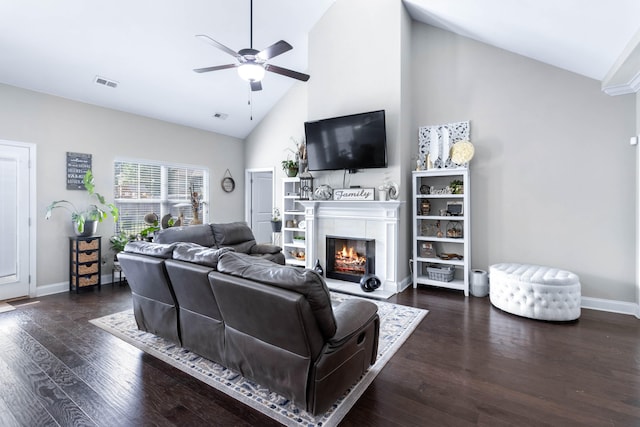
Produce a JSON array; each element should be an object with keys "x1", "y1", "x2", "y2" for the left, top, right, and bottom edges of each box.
[
  {"x1": 281, "y1": 159, "x2": 299, "y2": 177},
  {"x1": 45, "y1": 169, "x2": 119, "y2": 236}
]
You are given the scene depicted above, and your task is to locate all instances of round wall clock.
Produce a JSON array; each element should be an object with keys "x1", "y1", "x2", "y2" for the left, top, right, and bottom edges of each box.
[{"x1": 221, "y1": 169, "x2": 235, "y2": 193}]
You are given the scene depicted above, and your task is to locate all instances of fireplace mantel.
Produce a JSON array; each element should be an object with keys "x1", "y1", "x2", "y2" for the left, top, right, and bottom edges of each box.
[{"x1": 299, "y1": 200, "x2": 404, "y2": 298}]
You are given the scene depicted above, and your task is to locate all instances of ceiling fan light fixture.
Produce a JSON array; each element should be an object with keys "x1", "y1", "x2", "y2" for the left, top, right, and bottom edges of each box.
[{"x1": 237, "y1": 63, "x2": 265, "y2": 82}]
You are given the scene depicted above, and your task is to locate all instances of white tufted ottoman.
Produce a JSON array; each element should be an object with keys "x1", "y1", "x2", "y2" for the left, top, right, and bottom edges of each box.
[{"x1": 489, "y1": 263, "x2": 581, "y2": 321}]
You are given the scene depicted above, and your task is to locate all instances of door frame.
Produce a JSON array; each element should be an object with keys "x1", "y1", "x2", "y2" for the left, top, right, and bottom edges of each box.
[
  {"x1": 244, "y1": 167, "x2": 276, "y2": 225},
  {"x1": 0, "y1": 139, "x2": 37, "y2": 298}
]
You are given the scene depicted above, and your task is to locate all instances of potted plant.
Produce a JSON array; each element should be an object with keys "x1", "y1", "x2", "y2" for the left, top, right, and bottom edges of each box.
[
  {"x1": 109, "y1": 231, "x2": 133, "y2": 260},
  {"x1": 45, "y1": 169, "x2": 119, "y2": 236},
  {"x1": 449, "y1": 179, "x2": 464, "y2": 194},
  {"x1": 271, "y1": 207, "x2": 282, "y2": 232},
  {"x1": 281, "y1": 159, "x2": 299, "y2": 177}
]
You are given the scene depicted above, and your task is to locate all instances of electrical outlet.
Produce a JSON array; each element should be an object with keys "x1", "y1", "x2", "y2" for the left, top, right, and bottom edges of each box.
[{"x1": 630, "y1": 136, "x2": 638, "y2": 146}]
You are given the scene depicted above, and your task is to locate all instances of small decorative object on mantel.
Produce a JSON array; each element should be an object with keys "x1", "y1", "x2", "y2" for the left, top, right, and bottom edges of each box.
[
  {"x1": 418, "y1": 120, "x2": 472, "y2": 169},
  {"x1": 333, "y1": 188, "x2": 374, "y2": 201},
  {"x1": 299, "y1": 171, "x2": 314, "y2": 200},
  {"x1": 387, "y1": 182, "x2": 399, "y2": 200},
  {"x1": 313, "y1": 184, "x2": 333, "y2": 200},
  {"x1": 221, "y1": 169, "x2": 235, "y2": 193}
]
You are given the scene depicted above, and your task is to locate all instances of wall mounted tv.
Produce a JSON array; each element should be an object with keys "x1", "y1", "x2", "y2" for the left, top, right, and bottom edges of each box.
[{"x1": 304, "y1": 110, "x2": 387, "y2": 172}]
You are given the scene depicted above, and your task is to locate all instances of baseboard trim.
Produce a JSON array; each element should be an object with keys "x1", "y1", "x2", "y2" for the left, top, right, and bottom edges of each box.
[
  {"x1": 36, "y1": 274, "x2": 116, "y2": 297},
  {"x1": 32, "y1": 277, "x2": 640, "y2": 319},
  {"x1": 581, "y1": 296, "x2": 639, "y2": 318}
]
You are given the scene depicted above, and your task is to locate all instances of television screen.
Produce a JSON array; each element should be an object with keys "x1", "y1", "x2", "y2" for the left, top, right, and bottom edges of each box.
[{"x1": 304, "y1": 110, "x2": 387, "y2": 172}]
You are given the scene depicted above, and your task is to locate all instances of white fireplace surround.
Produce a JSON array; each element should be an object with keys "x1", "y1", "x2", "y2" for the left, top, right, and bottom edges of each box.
[{"x1": 299, "y1": 200, "x2": 403, "y2": 298}]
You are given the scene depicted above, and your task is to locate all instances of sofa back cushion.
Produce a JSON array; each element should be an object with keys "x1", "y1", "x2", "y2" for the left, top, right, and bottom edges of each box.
[
  {"x1": 172, "y1": 242, "x2": 234, "y2": 268},
  {"x1": 123, "y1": 241, "x2": 178, "y2": 259},
  {"x1": 211, "y1": 222, "x2": 256, "y2": 254},
  {"x1": 217, "y1": 251, "x2": 337, "y2": 339},
  {"x1": 154, "y1": 224, "x2": 216, "y2": 247}
]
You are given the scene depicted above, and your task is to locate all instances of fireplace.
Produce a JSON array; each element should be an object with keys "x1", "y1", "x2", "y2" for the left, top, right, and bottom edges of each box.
[{"x1": 326, "y1": 236, "x2": 375, "y2": 283}]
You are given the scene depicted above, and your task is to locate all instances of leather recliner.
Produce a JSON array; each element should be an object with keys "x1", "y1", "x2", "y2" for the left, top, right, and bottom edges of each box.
[{"x1": 117, "y1": 239, "x2": 379, "y2": 416}]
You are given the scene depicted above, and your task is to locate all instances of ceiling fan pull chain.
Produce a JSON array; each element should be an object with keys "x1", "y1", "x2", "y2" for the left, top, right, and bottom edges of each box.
[
  {"x1": 249, "y1": 0, "x2": 253, "y2": 49},
  {"x1": 248, "y1": 87, "x2": 253, "y2": 120}
]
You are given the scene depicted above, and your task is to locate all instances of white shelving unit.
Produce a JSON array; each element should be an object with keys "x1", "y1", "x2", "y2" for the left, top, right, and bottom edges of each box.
[
  {"x1": 281, "y1": 178, "x2": 307, "y2": 267},
  {"x1": 412, "y1": 168, "x2": 470, "y2": 296}
]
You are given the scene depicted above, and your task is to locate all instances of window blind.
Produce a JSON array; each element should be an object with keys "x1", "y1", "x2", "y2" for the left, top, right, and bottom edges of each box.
[{"x1": 114, "y1": 160, "x2": 209, "y2": 237}]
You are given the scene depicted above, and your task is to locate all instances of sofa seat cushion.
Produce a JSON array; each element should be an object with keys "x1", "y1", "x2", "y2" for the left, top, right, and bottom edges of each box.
[
  {"x1": 154, "y1": 224, "x2": 216, "y2": 247},
  {"x1": 172, "y1": 243, "x2": 234, "y2": 268},
  {"x1": 217, "y1": 252, "x2": 337, "y2": 338},
  {"x1": 123, "y1": 241, "x2": 178, "y2": 259}
]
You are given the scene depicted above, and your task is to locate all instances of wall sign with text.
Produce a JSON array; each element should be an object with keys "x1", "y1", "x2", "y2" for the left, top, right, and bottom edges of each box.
[
  {"x1": 332, "y1": 188, "x2": 374, "y2": 201},
  {"x1": 67, "y1": 152, "x2": 92, "y2": 190}
]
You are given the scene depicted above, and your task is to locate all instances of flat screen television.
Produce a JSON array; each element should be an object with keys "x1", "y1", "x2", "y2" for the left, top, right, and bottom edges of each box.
[{"x1": 304, "y1": 110, "x2": 387, "y2": 172}]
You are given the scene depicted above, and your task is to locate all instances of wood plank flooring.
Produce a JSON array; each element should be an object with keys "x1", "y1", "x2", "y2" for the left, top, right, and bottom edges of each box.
[{"x1": 0, "y1": 284, "x2": 638, "y2": 426}]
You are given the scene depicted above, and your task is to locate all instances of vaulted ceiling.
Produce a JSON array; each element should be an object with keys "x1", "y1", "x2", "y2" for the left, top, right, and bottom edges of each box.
[{"x1": 1, "y1": 0, "x2": 638, "y2": 139}]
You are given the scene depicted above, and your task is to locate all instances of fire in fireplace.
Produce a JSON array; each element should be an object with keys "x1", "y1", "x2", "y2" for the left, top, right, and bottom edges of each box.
[{"x1": 326, "y1": 236, "x2": 375, "y2": 283}]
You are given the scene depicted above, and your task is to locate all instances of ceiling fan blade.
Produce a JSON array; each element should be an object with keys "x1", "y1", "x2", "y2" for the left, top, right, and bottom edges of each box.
[
  {"x1": 264, "y1": 64, "x2": 310, "y2": 82},
  {"x1": 250, "y1": 81, "x2": 263, "y2": 91},
  {"x1": 193, "y1": 64, "x2": 238, "y2": 73},
  {"x1": 195, "y1": 34, "x2": 242, "y2": 59},
  {"x1": 256, "y1": 40, "x2": 293, "y2": 61}
]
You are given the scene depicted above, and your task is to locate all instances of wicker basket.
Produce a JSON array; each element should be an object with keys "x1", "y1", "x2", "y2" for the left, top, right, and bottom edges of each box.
[{"x1": 426, "y1": 265, "x2": 455, "y2": 282}]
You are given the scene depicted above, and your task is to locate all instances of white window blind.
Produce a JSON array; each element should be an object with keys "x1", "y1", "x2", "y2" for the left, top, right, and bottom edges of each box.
[{"x1": 114, "y1": 160, "x2": 209, "y2": 237}]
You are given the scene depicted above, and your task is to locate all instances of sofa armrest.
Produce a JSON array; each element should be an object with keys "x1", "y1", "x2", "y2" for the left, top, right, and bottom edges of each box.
[
  {"x1": 328, "y1": 299, "x2": 378, "y2": 347},
  {"x1": 249, "y1": 244, "x2": 283, "y2": 255}
]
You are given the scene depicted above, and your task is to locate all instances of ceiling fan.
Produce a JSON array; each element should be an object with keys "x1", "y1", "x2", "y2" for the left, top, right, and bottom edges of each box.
[{"x1": 193, "y1": 0, "x2": 310, "y2": 92}]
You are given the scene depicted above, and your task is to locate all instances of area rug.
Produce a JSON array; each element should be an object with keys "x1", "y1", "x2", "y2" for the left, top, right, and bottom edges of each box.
[
  {"x1": 0, "y1": 302, "x2": 16, "y2": 314},
  {"x1": 90, "y1": 293, "x2": 427, "y2": 426}
]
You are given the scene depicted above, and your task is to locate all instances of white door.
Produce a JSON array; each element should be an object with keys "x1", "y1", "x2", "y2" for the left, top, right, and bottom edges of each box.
[
  {"x1": 249, "y1": 171, "x2": 273, "y2": 244},
  {"x1": 0, "y1": 143, "x2": 31, "y2": 300}
]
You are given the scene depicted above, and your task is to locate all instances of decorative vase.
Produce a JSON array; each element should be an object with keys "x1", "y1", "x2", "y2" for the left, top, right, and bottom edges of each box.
[
  {"x1": 271, "y1": 220, "x2": 282, "y2": 232},
  {"x1": 286, "y1": 167, "x2": 299, "y2": 177}
]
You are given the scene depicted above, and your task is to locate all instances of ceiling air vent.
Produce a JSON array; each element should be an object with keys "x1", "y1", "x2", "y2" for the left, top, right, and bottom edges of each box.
[
  {"x1": 213, "y1": 112, "x2": 228, "y2": 120},
  {"x1": 94, "y1": 75, "x2": 118, "y2": 88}
]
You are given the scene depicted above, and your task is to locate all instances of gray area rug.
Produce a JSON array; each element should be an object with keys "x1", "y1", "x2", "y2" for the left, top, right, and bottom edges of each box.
[{"x1": 90, "y1": 293, "x2": 427, "y2": 426}]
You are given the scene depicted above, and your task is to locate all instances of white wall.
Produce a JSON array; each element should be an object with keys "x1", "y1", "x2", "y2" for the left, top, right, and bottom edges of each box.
[
  {"x1": 306, "y1": 0, "x2": 411, "y2": 283},
  {"x1": 0, "y1": 83, "x2": 244, "y2": 291},
  {"x1": 244, "y1": 83, "x2": 308, "y2": 209},
  {"x1": 412, "y1": 24, "x2": 637, "y2": 302}
]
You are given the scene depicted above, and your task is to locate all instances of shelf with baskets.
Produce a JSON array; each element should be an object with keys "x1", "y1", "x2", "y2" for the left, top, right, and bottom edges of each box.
[
  {"x1": 281, "y1": 178, "x2": 308, "y2": 267},
  {"x1": 412, "y1": 168, "x2": 470, "y2": 296}
]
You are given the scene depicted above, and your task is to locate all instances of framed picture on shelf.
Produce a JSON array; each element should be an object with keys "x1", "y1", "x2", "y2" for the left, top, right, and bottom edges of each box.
[
  {"x1": 446, "y1": 201, "x2": 463, "y2": 216},
  {"x1": 419, "y1": 242, "x2": 436, "y2": 258}
]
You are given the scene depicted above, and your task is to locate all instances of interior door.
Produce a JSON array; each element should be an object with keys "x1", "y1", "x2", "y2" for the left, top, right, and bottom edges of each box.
[
  {"x1": 0, "y1": 143, "x2": 31, "y2": 300},
  {"x1": 250, "y1": 171, "x2": 273, "y2": 244}
]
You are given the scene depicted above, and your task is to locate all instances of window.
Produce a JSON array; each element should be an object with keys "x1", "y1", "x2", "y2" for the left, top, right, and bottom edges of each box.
[{"x1": 114, "y1": 159, "x2": 209, "y2": 237}]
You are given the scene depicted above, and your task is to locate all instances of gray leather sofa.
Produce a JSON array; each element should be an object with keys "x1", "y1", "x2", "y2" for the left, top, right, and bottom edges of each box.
[
  {"x1": 117, "y1": 237, "x2": 380, "y2": 415},
  {"x1": 154, "y1": 221, "x2": 285, "y2": 265}
]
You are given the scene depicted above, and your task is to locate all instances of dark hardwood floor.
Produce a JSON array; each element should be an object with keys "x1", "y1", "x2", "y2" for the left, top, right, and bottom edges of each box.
[{"x1": 0, "y1": 283, "x2": 638, "y2": 426}]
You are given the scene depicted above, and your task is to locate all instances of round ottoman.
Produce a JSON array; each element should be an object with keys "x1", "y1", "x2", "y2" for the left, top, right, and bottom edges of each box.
[{"x1": 489, "y1": 263, "x2": 581, "y2": 321}]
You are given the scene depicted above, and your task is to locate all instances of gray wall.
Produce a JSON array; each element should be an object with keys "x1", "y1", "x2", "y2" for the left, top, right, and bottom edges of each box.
[
  {"x1": 412, "y1": 24, "x2": 637, "y2": 302},
  {"x1": 0, "y1": 83, "x2": 244, "y2": 291}
]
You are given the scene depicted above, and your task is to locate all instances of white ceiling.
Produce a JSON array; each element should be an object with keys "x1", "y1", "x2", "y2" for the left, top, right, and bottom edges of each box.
[{"x1": 1, "y1": 0, "x2": 639, "y2": 140}]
